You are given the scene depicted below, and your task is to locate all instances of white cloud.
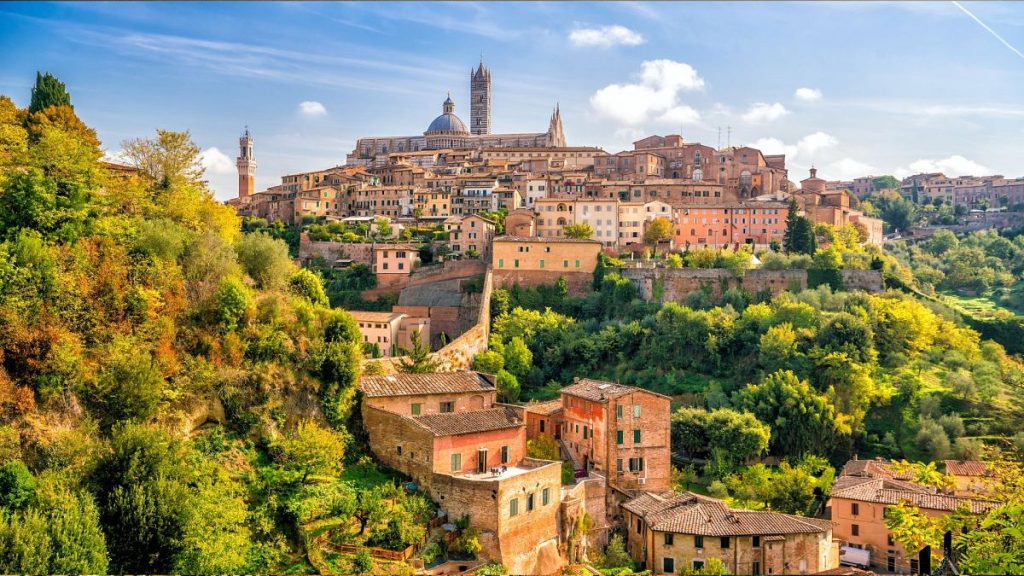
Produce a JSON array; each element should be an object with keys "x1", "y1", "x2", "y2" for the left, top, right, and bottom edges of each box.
[
  {"x1": 569, "y1": 25, "x2": 645, "y2": 48},
  {"x1": 590, "y1": 59, "x2": 704, "y2": 126},
  {"x1": 298, "y1": 100, "x2": 327, "y2": 117},
  {"x1": 749, "y1": 131, "x2": 837, "y2": 160},
  {"x1": 828, "y1": 158, "x2": 877, "y2": 180},
  {"x1": 894, "y1": 155, "x2": 992, "y2": 179},
  {"x1": 199, "y1": 147, "x2": 235, "y2": 175},
  {"x1": 794, "y1": 87, "x2": 823, "y2": 102},
  {"x1": 741, "y1": 102, "x2": 789, "y2": 123}
]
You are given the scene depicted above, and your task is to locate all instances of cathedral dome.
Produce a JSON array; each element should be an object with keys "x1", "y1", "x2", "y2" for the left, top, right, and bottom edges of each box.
[{"x1": 426, "y1": 95, "x2": 469, "y2": 135}]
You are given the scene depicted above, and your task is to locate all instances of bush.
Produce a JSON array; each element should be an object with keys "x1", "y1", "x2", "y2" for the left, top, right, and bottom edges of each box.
[
  {"x1": 289, "y1": 268, "x2": 329, "y2": 307},
  {"x1": 215, "y1": 277, "x2": 252, "y2": 332},
  {"x1": 235, "y1": 232, "x2": 293, "y2": 289},
  {"x1": 351, "y1": 548, "x2": 373, "y2": 573},
  {"x1": 0, "y1": 461, "x2": 36, "y2": 510}
]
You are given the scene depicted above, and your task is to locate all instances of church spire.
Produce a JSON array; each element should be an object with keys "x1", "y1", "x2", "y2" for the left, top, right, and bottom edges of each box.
[{"x1": 547, "y1": 103, "x2": 565, "y2": 147}]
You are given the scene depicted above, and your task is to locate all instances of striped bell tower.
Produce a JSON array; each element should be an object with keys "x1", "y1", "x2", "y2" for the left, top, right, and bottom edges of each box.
[{"x1": 470, "y1": 57, "x2": 491, "y2": 135}]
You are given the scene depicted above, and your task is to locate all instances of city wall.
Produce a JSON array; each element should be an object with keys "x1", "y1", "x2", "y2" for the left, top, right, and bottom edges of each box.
[
  {"x1": 492, "y1": 270, "x2": 593, "y2": 295},
  {"x1": 620, "y1": 267, "x2": 883, "y2": 302}
]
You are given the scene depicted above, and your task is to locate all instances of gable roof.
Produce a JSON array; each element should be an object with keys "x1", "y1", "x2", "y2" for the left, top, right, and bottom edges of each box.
[
  {"x1": 943, "y1": 460, "x2": 994, "y2": 477},
  {"x1": 524, "y1": 399, "x2": 563, "y2": 416},
  {"x1": 561, "y1": 378, "x2": 669, "y2": 403},
  {"x1": 830, "y1": 476, "x2": 999, "y2": 514},
  {"x1": 411, "y1": 405, "x2": 522, "y2": 436},
  {"x1": 623, "y1": 492, "x2": 832, "y2": 537},
  {"x1": 360, "y1": 371, "x2": 496, "y2": 398}
]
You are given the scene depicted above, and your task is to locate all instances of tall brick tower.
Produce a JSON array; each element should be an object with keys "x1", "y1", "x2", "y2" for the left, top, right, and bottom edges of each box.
[
  {"x1": 236, "y1": 127, "x2": 256, "y2": 198},
  {"x1": 470, "y1": 57, "x2": 491, "y2": 135}
]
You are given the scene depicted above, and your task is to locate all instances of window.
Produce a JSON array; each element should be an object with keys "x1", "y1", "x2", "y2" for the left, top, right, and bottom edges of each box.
[
  {"x1": 527, "y1": 493, "x2": 535, "y2": 512},
  {"x1": 852, "y1": 524, "x2": 860, "y2": 536},
  {"x1": 695, "y1": 536, "x2": 703, "y2": 549},
  {"x1": 539, "y1": 259, "x2": 544, "y2": 268},
  {"x1": 663, "y1": 558, "x2": 675, "y2": 574},
  {"x1": 583, "y1": 426, "x2": 588, "y2": 440},
  {"x1": 752, "y1": 536, "x2": 761, "y2": 548},
  {"x1": 514, "y1": 259, "x2": 519, "y2": 268},
  {"x1": 636, "y1": 519, "x2": 643, "y2": 534},
  {"x1": 542, "y1": 488, "x2": 550, "y2": 506},
  {"x1": 575, "y1": 259, "x2": 581, "y2": 268},
  {"x1": 633, "y1": 405, "x2": 641, "y2": 418},
  {"x1": 396, "y1": 446, "x2": 403, "y2": 456},
  {"x1": 451, "y1": 453, "x2": 461, "y2": 472},
  {"x1": 501, "y1": 445, "x2": 509, "y2": 464},
  {"x1": 910, "y1": 559, "x2": 919, "y2": 574},
  {"x1": 633, "y1": 429, "x2": 641, "y2": 443},
  {"x1": 851, "y1": 502, "x2": 859, "y2": 516},
  {"x1": 888, "y1": 534, "x2": 895, "y2": 546},
  {"x1": 509, "y1": 497, "x2": 519, "y2": 517},
  {"x1": 629, "y1": 457, "x2": 644, "y2": 472},
  {"x1": 617, "y1": 459, "x2": 623, "y2": 473},
  {"x1": 720, "y1": 537, "x2": 730, "y2": 549},
  {"x1": 540, "y1": 420, "x2": 545, "y2": 433},
  {"x1": 887, "y1": 556, "x2": 896, "y2": 572},
  {"x1": 440, "y1": 401, "x2": 455, "y2": 413},
  {"x1": 563, "y1": 259, "x2": 569, "y2": 268},
  {"x1": 498, "y1": 259, "x2": 504, "y2": 268},
  {"x1": 411, "y1": 403, "x2": 421, "y2": 416},
  {"x1": 664, "y1": 533, "x2": 674, "y2": 546},
  {"x1": 693, "y1": 560, "x2": 705, "y2": 570},
  {"x1": 752, "y1": 561, "x2": 761, "y2": 575},
  {"x1": 616, "y1": 430, "x2": 624, "y2": 445},
  {"x1": 616, "y1": 405, "x2": 623, "y2": 419}
]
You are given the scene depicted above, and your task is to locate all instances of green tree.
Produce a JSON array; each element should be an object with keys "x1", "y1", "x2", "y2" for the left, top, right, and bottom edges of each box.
[
  {"x1": 681, "y1": 556, "x2": 731, "y2": 575},
  {"x1": 472, "y1": 349, "x2": 505, "y2": 374},
  {"x1": 526, "y1": 434, "x2": 560, "y2": 461},
  {"x1": 289, "y1": 268, "x2": 329, "y2": 307},
  {"x1": 496, "y1": 369, "x2": 521, "y2": 403},
  {"x1": 92, "y1": 341, "x2": 165, "y2": 428},
  {"x1": 174, "y1": 463, "x2": 252, "y2": 573},
  {"x1": 0, "y1": 462, "x2": 36, "y2": 511},
  {"x1": 733, "y1": 370, "x2": 849, "y2": 457},
  {"x1": 600, "y1": 533, "x2": 634, "y2": 570},
  {"x1": 29, "y1": 72, "x2": 72, "y2": 114},
  {"x1": 91, "y1": 424, "x2": 192, "y2": 574},
  {"x1": 766, "y1": 461, "x2": 817, "y2": 515},
  {"x1": 215, "y1": 277, "x2": 252, "y2": 332},
  {"x1": 503, "y1": 336, "x2": 533, "y2": 378},
  {"x1": 121, "y1": 129, "x2": 204, "y2": 187},
  {"x1": 373, "y1": 217, "x2": 393, "y2": 239},
  {"x1": 0, "y1": 507, "x2": 52, "y2": 574},
  {"x1": 235, "y1": 232, "x2": 293, "y2": 289},
  {"x1": 280, "y1": 420, "x2": 346, "y2": 482},
  {"x1": 563, "y1": 222, "x2": 594, "y2": 239},
  {"x1": 33, "y1": 476, "x2": 109, "y2": 574},
  {"x1": 670, "y1": 408, "x2": 770, "y2": 475},
  {"x1": 398, "y1": 330, "x2": 439, "y2": 374},
  {"x1": 759, "y1": 323, "x2": 799, "y2": 373}
]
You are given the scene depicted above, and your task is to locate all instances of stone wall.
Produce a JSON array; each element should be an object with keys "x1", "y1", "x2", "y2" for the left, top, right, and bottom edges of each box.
[
  {"x1": 298, "y1": 235, "x2": 375, "y2": 266},
  {"x1": 620, "y1": 267, "x2": 884, "y2": 303},
  {"x1": 493, "y1": 270, "x2": 593, "y2": 295},
  {"x1": 561, "y1": 475, "x2": 609, "y2": 562},
  {"x1": 365, "y1": 270, "x2": 492, "y2": 375},
  {"x1": 361, "y1": 404, "x2": 435, "y2": 487}
]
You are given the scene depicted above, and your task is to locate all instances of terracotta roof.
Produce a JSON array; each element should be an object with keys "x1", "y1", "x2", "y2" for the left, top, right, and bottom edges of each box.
[
  {"x1": 524, "y1": 399, "x2": 563, "y2": 416},
  {"x1": 349, "y1": 311, "x2": 405, "y2": 323},
  {"x1": 814, "y1": 567, "x2": 873, "y2": 576},
  {"x1": 944, "y1": 460, "x2": 994, "y2": 477},
  {"x1": 840, "y1": 457, "x2": 913, "y2": 481},
  {"x1": 360, "y1": 372, "x2": 496, "y2": 398},
  {"x1": 830, "y1": 477, "x2": 999, "y2": 514},
  {"x1": 561, "y1": 378, "x2": 668, "y2": 403},
  {"x1": 623, "y1": 492, "x2": 832, "y2": 537},
  {"x1": 411, "y1": 406, "x2": 522, "y2": 436},
  {"x1": 493, "y1": 236, "x2": 603, "y2": 245}
]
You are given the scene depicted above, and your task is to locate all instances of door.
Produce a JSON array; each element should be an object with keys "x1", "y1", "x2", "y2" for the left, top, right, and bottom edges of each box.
[{"x1": 477, "y1": 449, "x2": 487, "y2": 473}]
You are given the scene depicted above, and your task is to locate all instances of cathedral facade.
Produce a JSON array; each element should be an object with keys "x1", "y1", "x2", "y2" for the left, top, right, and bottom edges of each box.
[{"x1": 346, "y1": 59, "x2": 565, "y2": 167}]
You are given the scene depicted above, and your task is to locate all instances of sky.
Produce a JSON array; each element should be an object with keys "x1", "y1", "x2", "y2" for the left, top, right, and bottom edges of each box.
[{"x1": 1, "y1": 1, "x2": 1023, "y2": 200}]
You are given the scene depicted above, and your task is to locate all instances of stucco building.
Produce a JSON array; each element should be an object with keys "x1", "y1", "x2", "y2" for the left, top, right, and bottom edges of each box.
[
  {"x1": 491, "y1": 236, "x2": 602, "y2": 292},
  {"x1": 350, "y1": 311, "x2": 429, "y2": 357}
]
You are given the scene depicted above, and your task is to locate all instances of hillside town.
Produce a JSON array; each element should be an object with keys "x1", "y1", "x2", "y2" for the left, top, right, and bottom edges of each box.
[{"x1": 213, "y1": 61, "x2": 1017, "y2": 575}]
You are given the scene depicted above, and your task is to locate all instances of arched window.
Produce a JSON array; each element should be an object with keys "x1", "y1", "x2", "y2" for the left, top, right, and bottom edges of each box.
[{"x1": 693, "y1": 168, "x2": 703, "y2": 181}]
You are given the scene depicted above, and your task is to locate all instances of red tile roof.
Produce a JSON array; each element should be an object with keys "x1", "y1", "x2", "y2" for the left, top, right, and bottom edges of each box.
[
  {"x1": 360, "y1": 371, "x2": 496, "y2": 398},
  {"x1": 943, "y1": 460, "x2": 994, "y2": 477},
  {"x1": 830, "y1": 477, "x2": 999, "y2": 514},
  {"x1": 561, "y1": 378, "x2": 669, "y2": 403},
  {"x1": 411, "y1": 406, "x2": 522, "y2": 437},
  {"x1": 623, "y1": 492, "x2": 832, "y2": 537},
  {"x1": 524, "y1": 399, "x2": 563, "y2": 416}
]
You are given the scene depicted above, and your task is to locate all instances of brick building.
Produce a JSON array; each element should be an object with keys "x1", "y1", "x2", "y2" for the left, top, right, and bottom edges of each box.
[
  {"x1": 622, "y1": 491, "x2": 838, "y2": 575},
  {"x1": 555, "y1": 379, "x2": 672, "y2": 497},
  {"x1": 360, "y1": 372, "x2": 564, "y2": 574},
  {"x1": 491, "y1": 236, "x2": 602, "y2": 293}
]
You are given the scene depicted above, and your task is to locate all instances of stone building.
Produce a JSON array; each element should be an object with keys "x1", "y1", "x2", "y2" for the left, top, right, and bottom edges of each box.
[
  {"x1": 349, "y1": 311, "x2": 429, "y2": 358},
  {"x1": 346, "y1": 60, "x2": 566, "y2": 167},
  {"x1": 236, "y1": 128, "x2": 256, "y2": 198},
  {"x1": 360, "y1": 372, "x2": 564, "y2": 574},
  {"x1": 622, "y1": 491, "x2": 838, "y2": 575}
]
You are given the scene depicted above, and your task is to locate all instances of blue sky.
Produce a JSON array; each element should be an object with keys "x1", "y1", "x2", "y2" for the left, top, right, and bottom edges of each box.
[{"x1": 2, "y1": 1, "x2": 1023, "y2": 199}]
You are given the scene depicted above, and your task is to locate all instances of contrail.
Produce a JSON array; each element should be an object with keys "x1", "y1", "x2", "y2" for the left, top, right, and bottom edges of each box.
[{"x1": 951, "y1": 0, "x2": 1024, "y2": 61}]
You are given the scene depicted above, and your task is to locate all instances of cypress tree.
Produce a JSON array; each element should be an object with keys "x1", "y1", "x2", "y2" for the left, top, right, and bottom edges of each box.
[{"x1": 29, "y1": 72, "x2": 72, "y2": 114}]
